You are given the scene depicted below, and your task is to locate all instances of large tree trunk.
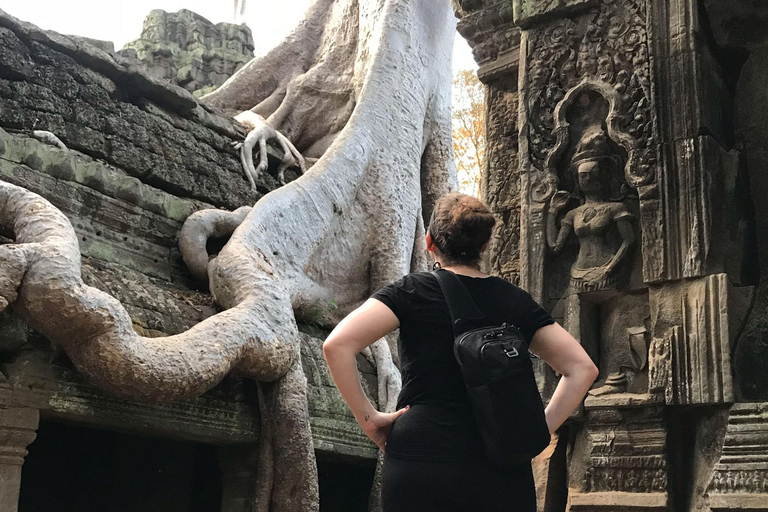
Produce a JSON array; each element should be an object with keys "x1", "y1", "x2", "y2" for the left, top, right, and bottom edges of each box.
[{"x1": 0, "y1": 0, "x2": 456, "y2": 510}]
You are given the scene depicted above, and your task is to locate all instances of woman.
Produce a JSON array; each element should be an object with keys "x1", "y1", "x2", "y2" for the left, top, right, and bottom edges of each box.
[{"x1": 323, "y1": 192, "x2": 598, "y2": 511}]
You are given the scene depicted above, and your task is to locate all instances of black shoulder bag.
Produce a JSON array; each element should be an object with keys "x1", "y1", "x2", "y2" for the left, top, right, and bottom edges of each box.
[{"x1": 433, "y1": 269, "x2": 550, "y2": 468}]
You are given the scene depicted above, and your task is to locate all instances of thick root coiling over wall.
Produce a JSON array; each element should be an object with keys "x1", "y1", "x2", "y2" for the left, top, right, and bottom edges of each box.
[
  {"x1": 1, "y1": 0, "x2": 458, "y2": 510},
  {"x1": 179, "y1": 206, "x2": 252, "y2": 283},
  {"x1": 0, "y1": 182, "x2": 296, "y2": 398}
]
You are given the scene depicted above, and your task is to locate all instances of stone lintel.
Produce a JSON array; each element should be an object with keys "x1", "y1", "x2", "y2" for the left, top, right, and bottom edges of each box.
[
  {"x1": 708, "y1": 494, "x2": 768, "y2": 511},
  {"x1": 584, "y1": 393, "x2": 664, "y2": 411},
  {"x1": 513, "y1": 0, "x2": 598, "y2": 29},
  {"x1": 477, "y1": 47, "x2": 520, "y2": 84},
  {"x1": 569, "y1": 491, "x2": 668, "y2": 511}
]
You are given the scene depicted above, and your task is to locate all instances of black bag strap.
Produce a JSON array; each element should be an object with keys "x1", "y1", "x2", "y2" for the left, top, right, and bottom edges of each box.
[{"x1": 433, "y1": 269, "x2": 487, "y2": 337}]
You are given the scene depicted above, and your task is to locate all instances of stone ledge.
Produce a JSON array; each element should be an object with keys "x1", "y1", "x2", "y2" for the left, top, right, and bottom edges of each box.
[
  {"x1": 0, "y1": 8, "x2": 197, "y2": 114},
  {"x1": 709, "y1": 494, "x2": 768, "y2": 511},
  {"x1": 4, "y1": 361, "x2": 376, "y2": 458},
  {"x1": 569, "y1": 492, "x2": 668, "y2": 511}
]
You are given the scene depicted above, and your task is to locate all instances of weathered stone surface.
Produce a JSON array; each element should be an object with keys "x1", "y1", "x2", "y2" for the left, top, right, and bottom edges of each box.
[
  {"x1": 650, "y1": 274, "x2": 753, "y2": 406},
  {"x1": 703, "y1": 0, "x2": 768, "y2": 50},
  {"x1": 120, "y1": 10, "x2": 254, "y2": 97},
  {"x1": 483, "y1": 77, "x2": 522, "y2": 284},
  {"x1": 707, "y1": 404, "x2": 768, "y2": 505},
  {"x1": 452, "y1": 1, "x2": 520, "y2": 82},
  {"x1": 732, "y1": 43, "x2": 768, "y2": 402},
  {"x1": 0, "y1": 406, "x2": 38, "y2": 512},
  {"x1": 512, "y1": 0, "x2": 597, "y2": 29},
  {"x1": 0, "y1": 126, "x2": 377, "y2": 458},
  {"x1": 0, "y1": 9, "x2": 282, "y2": 210},
  {"x1": 571, "y1": 399, "x2": 668, "y2": 499},
  {"x1": 454, "y1": 0, "x2": 768, "y2": 510}
]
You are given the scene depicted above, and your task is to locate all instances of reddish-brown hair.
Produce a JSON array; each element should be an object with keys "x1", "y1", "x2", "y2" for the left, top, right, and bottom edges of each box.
[{"x1": 428, "y1": 192, "x2": 495, "y2": 266}]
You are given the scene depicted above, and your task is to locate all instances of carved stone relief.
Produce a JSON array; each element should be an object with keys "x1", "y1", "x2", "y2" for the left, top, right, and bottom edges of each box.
[
  {"x1": 483, "y1": 77, "x2": 522, "y2": 284},
  {"x1": 452, "y1": 1, "x2": 520, "y2": 81},
  {"x1": 707, "y1": 403, "x2": 768, "y2": 509},
  {"x1": 519, "y1": 0, "x2": 656, "y2": 301},
  {"x1": 544, "y1": 81, "x2": 639, "y2": 295},
  {"x1": 513, "y1": 0, "x2": 598, "y2": 29},
  {"x1": 570, "y1": 402, "x2": 668, "y2": 503},
  {"x1": 455, "y1": 0, "x2": 768, "y2": 510}
]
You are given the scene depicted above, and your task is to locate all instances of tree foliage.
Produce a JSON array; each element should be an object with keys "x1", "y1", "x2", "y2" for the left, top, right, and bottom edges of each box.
[{"x1": 452, "y1": 69, "x2": 485, "y2": 197}]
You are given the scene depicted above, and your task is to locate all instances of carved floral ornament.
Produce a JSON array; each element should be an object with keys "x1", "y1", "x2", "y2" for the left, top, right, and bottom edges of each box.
[
  {"x1": 524, "y1": 0, "x2": 656, "y2": 198},
  {"x1": 540, "y1": 78, "x2": 648, "y2": 204}
]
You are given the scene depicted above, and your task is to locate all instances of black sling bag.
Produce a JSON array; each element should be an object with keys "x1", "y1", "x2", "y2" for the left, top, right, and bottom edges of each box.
[{"x1": 433, "y1": 269, "x2": 550, "y2": 468}]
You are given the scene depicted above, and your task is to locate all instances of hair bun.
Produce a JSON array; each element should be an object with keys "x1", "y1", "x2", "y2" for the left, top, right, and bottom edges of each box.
[{"x1": 428, "y1": 192, "x2": 496, "y2": 266}]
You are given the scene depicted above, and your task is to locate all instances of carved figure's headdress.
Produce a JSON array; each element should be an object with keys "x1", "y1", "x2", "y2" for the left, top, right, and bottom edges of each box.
[{"x1": 571, "y1": 125, "x2": 614, "y2": 166}]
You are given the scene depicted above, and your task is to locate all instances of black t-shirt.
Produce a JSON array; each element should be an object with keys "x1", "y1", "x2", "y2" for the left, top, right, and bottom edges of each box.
[{"x1": 371, "y1": 271, "x2": 554, "y2": 461}]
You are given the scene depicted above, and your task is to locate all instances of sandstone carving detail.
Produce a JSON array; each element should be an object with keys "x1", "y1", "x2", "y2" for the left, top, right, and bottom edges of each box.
[{"x1": 453, "y1": 0, "x2": 766, "y2": 510}]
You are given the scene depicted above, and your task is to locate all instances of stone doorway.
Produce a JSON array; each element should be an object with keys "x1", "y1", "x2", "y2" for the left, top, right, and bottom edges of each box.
[{"x1": 19, "y1": 420, "x2": 222, "y2": 512}]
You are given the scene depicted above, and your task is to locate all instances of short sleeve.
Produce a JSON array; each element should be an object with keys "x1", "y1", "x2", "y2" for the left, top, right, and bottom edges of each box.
[
  {"x1": 511, "y1": 287, "x2": 555, "y2": 343},
  {"x1": 371, "y1": 277, "x2": 408, "y2": 322}
]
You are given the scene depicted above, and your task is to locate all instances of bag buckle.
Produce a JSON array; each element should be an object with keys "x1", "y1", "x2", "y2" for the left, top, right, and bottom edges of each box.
[{"x1": 503, "y1": 347, "x2": 519, "y2": 358}]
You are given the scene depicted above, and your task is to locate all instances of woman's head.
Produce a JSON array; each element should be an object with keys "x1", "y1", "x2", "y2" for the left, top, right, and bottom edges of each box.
[{"x1": 427, "y1": 192, "x2": 495, "y2": 267}]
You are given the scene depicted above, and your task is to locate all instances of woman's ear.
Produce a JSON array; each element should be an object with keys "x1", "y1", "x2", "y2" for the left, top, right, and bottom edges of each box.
[
  {"x1": 480, "y1": 241, "x2": 489, "y2": 254},
  {"x1": 425, "y1": 232, "x2": 434, "y2": 252}
]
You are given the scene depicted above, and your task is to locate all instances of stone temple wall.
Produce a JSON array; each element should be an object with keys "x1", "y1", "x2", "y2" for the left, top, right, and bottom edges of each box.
[
  {"x1": 0, "y1": 9, "x2": 376, "y2": 512},
  {"x1": 454, "y1": 0, "x2": 768, "y2": 511},
  {"x1": 120, "y1": 9, "x2": 255, "y2": 98}
]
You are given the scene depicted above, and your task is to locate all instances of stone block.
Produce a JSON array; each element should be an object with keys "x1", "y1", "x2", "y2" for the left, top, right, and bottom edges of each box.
[
  {"x1": 513, "y1": 0, "x2": 597, "y2": 28},
  {"x1": 649, "y1": 274, "x2": 753, "y2": 405},
  {"x1": 707, "y1": 404, "x2": 768, "y2": 503},
  {"x1": 570, "y1": 399, "x2": 668, "y2": 504}
]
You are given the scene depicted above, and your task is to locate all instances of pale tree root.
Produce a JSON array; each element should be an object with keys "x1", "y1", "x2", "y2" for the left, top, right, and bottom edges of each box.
[
  {"x1": 0, "y1": 1, "x2": 458, "y2": 511},
  {"x1": 203, "y1": 0, "x2": 358, "y2": 160},
  {"x1": 0, "y1": 243, "x2": 34, "y2": 313},
  {"x1": 0, "y1": 180, "x2": 319, "y2": 511},
  {"x1": 179, "y1": 206, "x2": 252, "y2": 283},
  {"x1": 201, "y1": 0, "x2": 339, "y2": 116},
  {"x1": 252, "y1": 348, "x2": 317, "y2": 512},
  {"x1": 234, "y1": 113, "x2": 309, "y2": 187}
]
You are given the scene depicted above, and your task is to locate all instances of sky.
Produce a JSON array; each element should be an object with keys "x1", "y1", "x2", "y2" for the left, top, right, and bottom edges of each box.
[{"x1": 0, "y1": 0, "x2": 478, "y2": 71}]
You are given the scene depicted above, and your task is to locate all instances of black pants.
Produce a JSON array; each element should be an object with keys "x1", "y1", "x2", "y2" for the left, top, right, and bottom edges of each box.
[{"x1": 381, "y1": 453, "x2": 536, "y2": 512}]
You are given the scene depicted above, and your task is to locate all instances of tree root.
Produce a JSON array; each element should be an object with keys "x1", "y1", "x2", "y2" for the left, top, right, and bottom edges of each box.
[
  {"x1": 234, "y1": 112, "x2": 308, "y2": 187},
  {"x1": 180, "y1": 206, "x2": 252, "y2": 283},
  {"x1": 0, "y1": 243, "x2": 33, "y2": 313},
  {"x1": 0, "y1": 0, "x2": 458, "y2": 510},
  {"x1": 0, "y1": 180, "x2": 319, "y2": 510},
  {"x1": 0, "y1": 181, "x2": 297, "y2": 398}
]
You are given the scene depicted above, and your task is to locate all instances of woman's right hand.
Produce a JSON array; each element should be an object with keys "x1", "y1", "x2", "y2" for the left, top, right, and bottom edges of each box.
[{"x1": 359, "y1": 407, "x2": 409, "y2": 452}]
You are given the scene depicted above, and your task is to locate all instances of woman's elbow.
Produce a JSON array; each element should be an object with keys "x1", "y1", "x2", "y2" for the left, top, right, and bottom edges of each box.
[
  {"x1": 584, "y1": 359, "x2": 599, "y2": 382},
  {"x1": 322, "y1": 339, "x2": 338, "y2": 361}
]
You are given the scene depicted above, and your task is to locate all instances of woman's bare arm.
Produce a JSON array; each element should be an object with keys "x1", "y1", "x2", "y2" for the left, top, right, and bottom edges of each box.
[
  {"x1": 529, "y1": 323, "x2": 599, "y2": 433},
  {"x1": 322, "y1": 298, "x2": 408, "y2": 451}
]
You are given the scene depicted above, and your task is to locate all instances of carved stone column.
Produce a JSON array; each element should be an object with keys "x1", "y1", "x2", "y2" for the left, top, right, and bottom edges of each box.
[
  {"x1": 570, "y1": 397, "x2": 668, "y2": 512},
  {"x1": 453, "y1": 1, "x2": 524, "y2": 284},
  {"x1": 0, "y1": 407, "x2": 39, "y2": 512}
]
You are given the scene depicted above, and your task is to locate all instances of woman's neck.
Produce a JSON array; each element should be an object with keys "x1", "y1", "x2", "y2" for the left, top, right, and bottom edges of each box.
[{"x1": 439, "y1": 263, "x2": 488, "y2": 278}]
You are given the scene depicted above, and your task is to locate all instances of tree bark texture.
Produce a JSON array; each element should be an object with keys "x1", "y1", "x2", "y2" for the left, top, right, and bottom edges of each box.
[{"x1": 0, "y1": 0, "x2": 457, "y2": 510}]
